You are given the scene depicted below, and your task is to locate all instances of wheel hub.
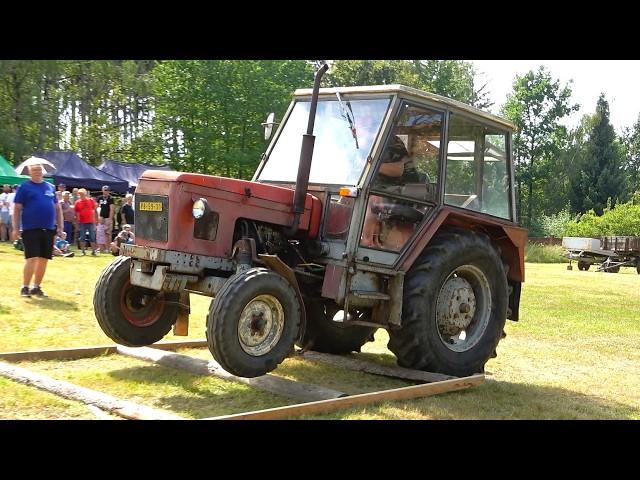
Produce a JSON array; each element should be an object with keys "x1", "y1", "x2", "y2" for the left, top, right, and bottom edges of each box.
[
  {"x1": 436, "y1": 276, "x2": 476, "y2": 335},
  {"x1": 237, "y1": 295, "x2": 284, "y2": 357}
]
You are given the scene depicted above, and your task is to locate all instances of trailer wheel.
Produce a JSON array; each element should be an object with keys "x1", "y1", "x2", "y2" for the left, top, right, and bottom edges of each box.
[
  {"x1": 578, "y1": 261, "x2": 590, "y2": 271},
  {"x1": 206, "y1": 268, "x2": 301, "y2": 378},
  {"x1": 388, "y1": 229, "x2": 508, "y2": 377},
  {"x1": 93, "y1": 256, "x2": 179, "y2": 346},
  {"x1": 297, "y1": 299, "x2": 376, "y2": 354}
]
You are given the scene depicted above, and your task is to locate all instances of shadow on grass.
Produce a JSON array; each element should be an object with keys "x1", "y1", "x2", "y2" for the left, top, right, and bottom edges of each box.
[
  {"x1": 25, "y1": 297, "x2": 79, "y2": 311},
  {"x1": 0, "y1": 303, "x2": 11, "y2": 315},
  {"x1": 107, "y1": 364, "x2": 290, "y2": 419}
]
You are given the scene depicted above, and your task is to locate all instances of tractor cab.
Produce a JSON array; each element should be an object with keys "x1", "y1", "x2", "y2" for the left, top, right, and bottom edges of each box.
[{"x1": 255, "y1": 85, "x2": 516, "y2": 268}]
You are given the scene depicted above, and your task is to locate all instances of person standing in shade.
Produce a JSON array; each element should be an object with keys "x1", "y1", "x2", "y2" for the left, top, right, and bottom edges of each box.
[
  {"x1": 98, "y1": 185, "x2": 115, "y2": 244},
  {"x1": 55, "y1": 183, "x2": 67, "y2": 201},
  {"x1": 0, "y1": 184, "x2": 11, "y2": 241},
  {"x1": 11, "y1": 164, "x2": 63, "y2": 298},
  {"x1": 74, "y1": 188, "x2": 98, "y2": 256},
  {"x1": 59, "y1": 190, "x2": 76, "y2": 244},
  {"x1": 120, "y1": 193, "x2": 135, "y2": 233}
]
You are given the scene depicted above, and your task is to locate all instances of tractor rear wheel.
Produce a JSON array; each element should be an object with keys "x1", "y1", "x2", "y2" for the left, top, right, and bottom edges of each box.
[
  {"x1": 577, "y1": 261, "x2": 590, "y2": 271},
  {"x1": 93, "y1": 256, "x2": 179, "y2": 346},
  {"x1": 207, "y1": 268, "x2": 301, "y2": 378},
  {"x1": 297, "y1": 299, "x2": 376, "y2": 354},
  {"x1": 388, "y1": 229, "x2": 508, "y2": 377}
]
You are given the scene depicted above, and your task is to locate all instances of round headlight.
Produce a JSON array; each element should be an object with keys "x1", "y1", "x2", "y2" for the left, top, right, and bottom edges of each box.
[{"x1": 192, "y1": 198, "x2": 208, "y2": 219}]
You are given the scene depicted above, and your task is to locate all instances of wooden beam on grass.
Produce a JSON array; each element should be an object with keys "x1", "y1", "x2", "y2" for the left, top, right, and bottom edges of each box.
[
  {"x1": 203, "y1": 374, "x2": 484, "y2": 420},
  {"x1": 0, "y1": 360, "x2": 183, "y2": 420},
  {"x1": 299, "y1": 350, "x2": 455, "y2": 383},
  {"x1": 0, "y1": 339, "x2": 208, "y2": 363},
  {"x1": 116, "y1": 346, "x2": 346, "y2": 403}
]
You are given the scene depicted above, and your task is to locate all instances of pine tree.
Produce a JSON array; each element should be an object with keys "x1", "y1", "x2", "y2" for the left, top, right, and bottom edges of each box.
[{"x1": 569, "y1": 94, "x2": 626, "y2": 215}]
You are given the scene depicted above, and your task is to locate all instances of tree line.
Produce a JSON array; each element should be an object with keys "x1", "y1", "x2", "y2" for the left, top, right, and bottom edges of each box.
[{"x1": 0, "y1": 60, "x2": 638, "y2": 233}]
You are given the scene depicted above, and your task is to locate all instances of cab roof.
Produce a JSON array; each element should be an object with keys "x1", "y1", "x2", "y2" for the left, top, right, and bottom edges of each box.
[{"x1": 294, "y1": 84, "x2": 516, "y2": 131}]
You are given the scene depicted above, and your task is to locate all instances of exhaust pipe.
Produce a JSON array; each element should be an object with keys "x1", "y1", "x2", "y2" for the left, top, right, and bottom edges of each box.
[{"x1": 287, "y1": 63, "x2": 329, "y2": 236}]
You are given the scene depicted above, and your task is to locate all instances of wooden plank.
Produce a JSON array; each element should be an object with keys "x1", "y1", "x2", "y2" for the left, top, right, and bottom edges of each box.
[
  {"x1": 0, "y1": 346, "x2": 117, "y2": 362},
  {"x1": 0, "y1": 360, "x2": 183, "y2": 420},
  {"x1": 116, "y1": 346, "x2": 346, "y2": 403},
  {"x1": 0, "y1": 339, "x2": 208, "y2": 363},
  {"x1": 300, "y1": 351, "x2": 455, "y2": 383},
  {"x1": 204, "y1": 374, "x2": 485, "y2": 420}
]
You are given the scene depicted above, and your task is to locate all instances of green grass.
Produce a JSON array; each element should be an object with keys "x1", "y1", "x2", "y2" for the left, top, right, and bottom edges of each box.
[{"x1": 0, "y1": 241, "x2": 638, "y2": 419}]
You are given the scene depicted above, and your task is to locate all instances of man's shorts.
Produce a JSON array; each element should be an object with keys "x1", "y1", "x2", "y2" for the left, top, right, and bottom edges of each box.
[
  {"x1": 22, "y1": 228, "x2": 56, "y2": 260},
  {"x1": 78, "y1": 223, "x2": 96, "y2": 243},
  {"x1": 0, "y1": 211, "x2": 9, "y2": 224}
]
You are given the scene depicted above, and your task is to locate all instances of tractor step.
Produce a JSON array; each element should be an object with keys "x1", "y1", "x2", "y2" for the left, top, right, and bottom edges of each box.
[{"x1": 351, "y1": 290, "x2": 390, "y2": 301}]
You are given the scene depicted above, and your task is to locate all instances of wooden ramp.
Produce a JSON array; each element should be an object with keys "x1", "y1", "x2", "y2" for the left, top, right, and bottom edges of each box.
[{"x1": 0, "y1": 341, "x2": 484, "y2": 420}]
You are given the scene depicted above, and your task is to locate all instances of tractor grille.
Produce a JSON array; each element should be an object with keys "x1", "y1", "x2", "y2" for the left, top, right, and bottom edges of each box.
[
  {"x1": 135, "y1": 194, "x2": 169, "y2": 242},
  {"x1": 194, "y1": 211, "x2": 219, "y2": 241}
]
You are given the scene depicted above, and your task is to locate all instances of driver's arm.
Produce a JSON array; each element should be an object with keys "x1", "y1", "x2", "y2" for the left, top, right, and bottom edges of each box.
[{"x1": 378, "y1": 160, "x2": 405, "y2": 177}]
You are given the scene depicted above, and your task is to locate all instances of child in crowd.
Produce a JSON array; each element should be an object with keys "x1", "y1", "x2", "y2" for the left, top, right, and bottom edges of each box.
[
  {"x1": 110, "y1": 224, "x2": 135, "y2": 256},
  {"x1": 96, "y1": 222, "x2": 107, "y2": 253},
  {"x1": 53, "y1": 232, "x2": 74, "y2": 257}
]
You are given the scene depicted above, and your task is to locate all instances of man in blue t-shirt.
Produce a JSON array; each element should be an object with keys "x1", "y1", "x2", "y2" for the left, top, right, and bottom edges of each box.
[{"x1": 12, "y1": 163, "x2": 63, "y2": 298}]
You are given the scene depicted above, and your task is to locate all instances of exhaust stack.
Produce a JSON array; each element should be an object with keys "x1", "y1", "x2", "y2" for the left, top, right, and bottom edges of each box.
[{"x1": 287, "y1": 63, "x2": 329, "y2": 235}]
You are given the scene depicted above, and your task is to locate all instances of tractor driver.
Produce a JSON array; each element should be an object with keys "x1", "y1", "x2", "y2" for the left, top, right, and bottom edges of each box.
[{"x1": 361, "y1": 135, "x2": 420, "y2": 250}]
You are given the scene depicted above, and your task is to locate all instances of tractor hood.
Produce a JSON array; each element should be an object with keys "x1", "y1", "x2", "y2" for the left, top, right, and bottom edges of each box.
[{"x1": 134, "y1": 170, "x2": 322, "y2": 258}]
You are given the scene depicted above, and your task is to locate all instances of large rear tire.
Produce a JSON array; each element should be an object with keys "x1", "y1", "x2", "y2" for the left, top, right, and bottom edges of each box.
[
  {"x1": 297, "y1": 299, "x2": 376, "y2": 354},
  {"x1": 388, "y1": 229, "x2": 508, "y2": 377},
  {"x1": 207, "y1": 268, "x2": 301, "y2": 378},
  {"x1": 93, "y1": 256, "x2": 179, "y2": 346}
]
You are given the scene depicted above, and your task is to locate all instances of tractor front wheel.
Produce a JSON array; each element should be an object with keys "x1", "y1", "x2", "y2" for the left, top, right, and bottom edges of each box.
[
  {"x1": 388, "y1": 229, "x2": 508, "y2": 377},
  {"x1": 93, "y1": 256, "x2": 179, "y2": 346},
  {"x1": 206, "y1": 268, "x2": 301, "y2": 378}
]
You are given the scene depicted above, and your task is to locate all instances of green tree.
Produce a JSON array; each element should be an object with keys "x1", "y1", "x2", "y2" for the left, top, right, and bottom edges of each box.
[
  {"x1": 151, "y1": 60, "x2": 313, "y2": 178},
  {"x1": 501, "y1": 66, "x2": 579, "y2": 227},
  {"x1": 569, "y1": 94, "x2": 627, "y2": 215},
  {"x1": 621, "y1": 113, "x2": 640, "y2": 195}
]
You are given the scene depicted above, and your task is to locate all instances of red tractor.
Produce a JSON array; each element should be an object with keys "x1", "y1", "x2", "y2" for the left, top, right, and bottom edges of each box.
[{"x1": 94, "y1": 65, "x2": 527, "y2": 378}]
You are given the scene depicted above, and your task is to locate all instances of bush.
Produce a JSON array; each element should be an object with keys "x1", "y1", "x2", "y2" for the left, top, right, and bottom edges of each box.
[
  {"x1": 563, "y1": 202, "x2": 640, "y2": 237},
  {"x1": 528, "y1": 208, "x2": 574, "y2": 238},
  {"x1": 525, "y1": 243, "x2": 567, "y2": 263}
]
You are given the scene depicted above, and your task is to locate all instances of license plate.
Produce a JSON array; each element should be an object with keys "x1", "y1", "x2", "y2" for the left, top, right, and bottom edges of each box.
[{"x1": 139, "y1": 202, "x2": 163, "y2": 212}]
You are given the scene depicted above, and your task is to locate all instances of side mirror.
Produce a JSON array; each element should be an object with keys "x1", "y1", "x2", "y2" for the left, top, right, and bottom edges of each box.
[{"x1": 261, "y1": 112, "x2": 279, "y2": 141}]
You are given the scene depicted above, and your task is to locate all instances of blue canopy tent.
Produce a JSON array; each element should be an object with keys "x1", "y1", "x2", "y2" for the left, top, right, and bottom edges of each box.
[
  {"x1": 34, "y1": 151, "x2": 129, "y2": 194},
  {"x1": 97, "y1": 159, "x2": 173, "y2": 192}
]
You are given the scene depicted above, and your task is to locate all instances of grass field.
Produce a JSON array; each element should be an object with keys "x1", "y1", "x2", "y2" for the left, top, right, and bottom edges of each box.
[{"x1": 0, "y1": 241, "x2": 638, "y2": 420}]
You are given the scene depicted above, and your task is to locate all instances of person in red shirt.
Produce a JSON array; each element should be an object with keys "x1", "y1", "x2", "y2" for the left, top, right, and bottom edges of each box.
[{"x1": 74, "y1": 188, "x2": 98, "y2": 256}]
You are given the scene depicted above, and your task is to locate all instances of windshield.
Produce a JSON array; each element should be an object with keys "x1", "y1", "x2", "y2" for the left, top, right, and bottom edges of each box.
[{"x1": 258, "y1": 97, "x2": 391, "y2": 185}]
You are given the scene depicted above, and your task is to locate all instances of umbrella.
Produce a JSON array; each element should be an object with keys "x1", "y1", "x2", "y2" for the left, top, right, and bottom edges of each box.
[{"x1": 15, "y1": 156, "x2": 57, "y2": 175}]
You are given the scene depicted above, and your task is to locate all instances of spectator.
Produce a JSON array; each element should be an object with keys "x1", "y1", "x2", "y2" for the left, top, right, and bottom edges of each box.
[
  {"x1": 0, "y1": 184, "x2": 11, "y2": 241},
  {"x1": 53, "y1": 231, "x2": 74, "y2": 257},
  {"x1": 71, "y1": 187, "x2": 79, "y2": 204},
  {"x1": 8, "y1": 185, "x2": 17, "y2": 237},
  {"x1": 120, "y1": 193, "x2": 135, "y2": 232},
  {"x1": 96, "y1": 222, "x2": 107, "y2": 253},
  {"x1": 98, "y1": 185, "x2": 115, "y2": 243},
  {"x1": 55, "y1": 183, "x2": 66, "y2": 202},
  {"x1": 60, "y1": 191, "x2": 76, "y2": 244},
  {"x1": 11, "y1": 164, "x2": 64, "y2": 298},
  {"x1": 74, "y1": 188, "x2": 98, "y2": 256},
  {"x1": 110, "y1": 224, "x2": 135, "y2": 255}
]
